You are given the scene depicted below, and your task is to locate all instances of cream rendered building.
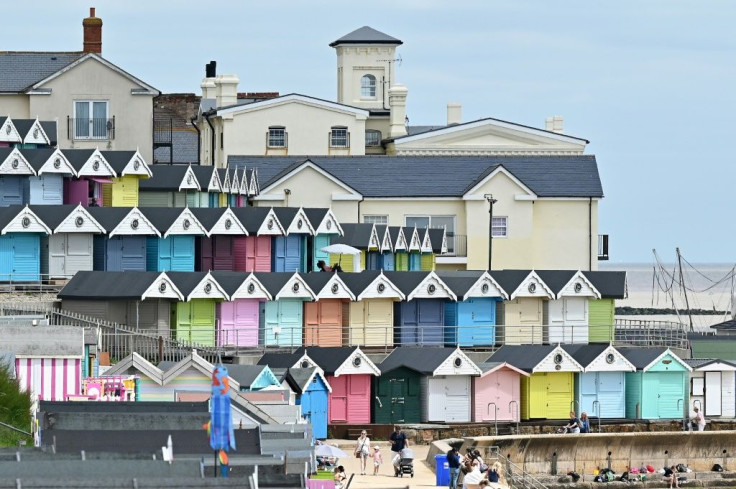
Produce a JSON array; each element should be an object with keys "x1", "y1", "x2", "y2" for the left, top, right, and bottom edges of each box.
[{"x1": 0, "y1": 9, "x2": 158, "y2": 161}]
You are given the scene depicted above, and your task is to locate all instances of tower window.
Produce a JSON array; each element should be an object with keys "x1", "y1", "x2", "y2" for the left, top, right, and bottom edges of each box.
[
  {"x1": 365, "y1": 130, "x2": 382, "y2": 147},
  {"x1": 361, "y1": 75, "x2": 377, "y2": 98}
]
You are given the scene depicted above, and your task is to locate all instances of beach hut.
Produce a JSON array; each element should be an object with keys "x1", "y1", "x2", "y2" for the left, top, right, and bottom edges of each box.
[
  {"x1": 278, "y1": 367, "x2": 331, "y2": 439},
  {"x1": 684, "y1": 358, "x2": 736, "y2": 419},
  {"x1": 142, "y1": 207, "x2": 207, "y2": 272},
  {"x1": 329, "y1": 223, "x2": 380, "y2": 272},
  {"x1": 0, "y1": 206, "x2": 50, "y2": 281},
  {"x1": 374, "y1": 225, "x2": 394, "y2": 271},
  {"x1": 211, "y1": 271, "x2": 271, "y2": 348},
  {"x1": 6, "y1": 118, "x2": 52, "y2": 148},
  {"x1": 472, "y1": 360, "x2": 529, "y2": 423},
  {"x1": 302, "y1": 272, "x2": 355, "y2": 347},
  {"x1": 296, "y1": 347, "x2": 380, "y2": 425},
  {"x1": 490, "y1": 345, "x2": 584, "y2": 420},
  {"x1": 0, "y1": 147, "x2": 35, "y2": 205},
  {"x1": 373, "y1": 361, "x2": 422, "y2": 424},
  {"x1": 378, "y1": 347, "x2": 481, "y2": 423},
  {"x1": 88, "y1": 207, "x2": 159, "y2": 272},
  {"x1": 341, "y1": 271, "x2": 405, "y2": 347},
  {"x1": 256, "y1": 272, "x2": 316, "y2": 347},
  {"x1": 619, "y1": 347, "x2": 692, "y2": 420},
  {"x1": 63, "y1": 149, "x2": 119, "y2": 207},
  {"x1": 57, "y1": 271, "x2": 184, "y2": 337},
  {"x1": 584, "y1": 271, "x2": 628, "y2": 343},
  {"x1": 189, "y1": 166, "x2": 221, "y2": 208},
  {"x1": 227, "y1": 168, "x2": 240, "y2": 207},
  {"x1": 385, "y1": 271, "x2": 456, "y2": 346},
  {"x1": 22, "y1": 148, "x2": 76, "y2": 205},
  {"x1": 32, "y1": 205, "x2": 105, "y2": 279},
  {"x1": 230, "y1": 207, "x2": 284, "y2": 272},
  {"x1": 439, "y1": 270, "x2": 507, "y2": 347},
  {"x1": 138, "y1": 164, "x2": 201, "y2": 207},
  {"x1": 563, "y1": 344, "x2": 636, "y2": 419},
  {"x1": 303, "y1": 208, "x2": 343, "y2": 272},
  {"x1": 227, "y1": 364, "x2": 281, "y2": 392},
  {"x1": 192, "y1": 207, "x2": 248, "y2": 271},
  {"x1": 100, "y1": 150, "x2": 152, "y2": 207},
  {"x1": 493, "y1": 270, "x2": 554, "y2": 345},
  {"x1": 272, "y1": 207, "x2": 314, "y2": 273},
  {"x1": 168, "y1": 271, "x2": 229, "y2": 346},
  {"x1": 537, "y1": 270, "x2": 601, "y2": 345}
]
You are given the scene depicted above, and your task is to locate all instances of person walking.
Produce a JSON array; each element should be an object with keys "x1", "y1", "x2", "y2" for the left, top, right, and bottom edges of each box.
[
  {"x1": 691, "y1": 407, "x2": 706, "y2": 431},
  {"x1": 372, "y1": 446, "x2": 383, "y2": 475},
  {"x1": 447, "y1": 447, "x2": 462, "y2": 489},
  {"x1": 355, "y1": 430, "x2": 371, "y2": 475},
  {"x1": 389, "y1": 426, "x2": 409, "y2": 476}
]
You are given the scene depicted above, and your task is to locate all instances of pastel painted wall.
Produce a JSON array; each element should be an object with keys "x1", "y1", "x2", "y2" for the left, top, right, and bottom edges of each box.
[
  {"x1": 521, "y1": 372, "x2": 574, "y2": 420},
  {"x1": 304, "y1": 300, "x2": 344, "y2": 347},
  {"x1": 473, "y1": 368, "x2": 522, "y2": 422},
  {"x1": 348, "y1": 299, "x2": 394, "y2": 347},
  {"x1": 15, "y1": 357, "x2": 81, "y2": 402},
  {"x1": 0, "y1": 95, "x2": 29, "y2": 117},
  {"x1": 327, "y1": 373, "x2": 371, "y2": 424}
]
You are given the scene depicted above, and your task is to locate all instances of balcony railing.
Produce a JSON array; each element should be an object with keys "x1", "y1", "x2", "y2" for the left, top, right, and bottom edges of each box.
[
  {"x1": 598, "y1": 234, "x2": 609, "y2": 260},
  {"x1": 67, "y1": 116, "x2": 115, "y2": 140},
  {"x1": 443, "y1": 234, "x2": 467, "y2": 257}
]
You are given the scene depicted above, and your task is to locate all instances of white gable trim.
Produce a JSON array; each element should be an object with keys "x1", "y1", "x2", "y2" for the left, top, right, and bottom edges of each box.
[
  {"x1": 229, "y1": 171, "x2": 240, "y2": 194},
  {"x1": 315, "y1": 274, "x2": 355, "y2": 300},
  {"x1": 557, "y1": 271, "x2": 601, "y2": 299},
  {"x1": 583, "y1": 345, "x2": 636, "y2": 372},
  {"x1": 380, "y1": 228, "x2": 393, "y2": 253},
  {"x1": 37, "y1": 148, "x2": 76, "y2": 176},
  {"x1": 284, "y1": 207, "x2": 315, "y2": 235},
  {"x1": 77, "y1": 149, "x2": 116, "y2": 177},
  {"x1": 209, "y1": 208, "x2": 248, "y2": 236},
  {"x1": 178, "y1": 165, "x2": 201, "y2": 191},
  {"x1": 141, "y1": 272, "x2": 184, "y2": 300},
  {"x1": 479, "y1": 362, "x2": 530, "y2": 378},
  {"x1": 275, "y1": 273, "x2": 317, "y2": 300},
  {"x1": 258, "y1": 161, "x2": 362, "y2": 198},
  {"x1": 207, "y1": 168, "x2": 222, "y2": 192},
  {"x1": 103, "y1": 352, "x2": 163, "y2": 384},
  {"x1": 163, "y1": 208, "x2": 208, "y2": 237},
  {"x1": 0, "y1": 118, "x2": 21, "y2": 143},
  {"x1": 54, "y1": 205, "x2": 105, "y2": 234},
  {"x1": 249, "y1": 170, "x2": 260, "y2": 196},
  {"x1": 31, "y1": 53, "x2": 159, "y2": 95},
  {"x1": 334, "y1": 347, "x2": 381, "y2": 377},
  {"x1": 109, "y1": 208, "x2": 160, "y2": 237},
  {"x1": 230, "y1": 273, "x2": 272, "y2": 300},
  {"x1": 509, "y1": 271, "x2": 555, "y2": 299},
  {"x1": 187, "y1": 272, "x2": 229, "y2": 300},
  {"x1": 257, "y1": 209, "x2": 286, "y2": 236},
  {"x1": 463, "y1": 166, "x2": 537, "y2": 199},
  {"x1": 292, "y1": 353, "x2": 318, "y2": 370},
  {"x1": 407, "y1": 227, "x2": 421, "y2": 252},
  {"x1": 22, "y1": 118, "x2": 50, "y2": 145},
  {"x1": 393, "y1": 229, "x2": 407, "y2": 251},
  {"x1": 313, "y1": 209, "x2": 344, "y2": 236},
  {"x1": 691, "y1": 360, "x2": 736, "y2": 372},
  {"x1": 120, "y1": 150, "x2": 152, "y2": 177},
  {"x1": 239, "y1": 168, "x2": 249, "y2": 195},
  {"x1": 367, "y1": 225, "x2": 381, "y2": 250},
  {"x1": 464, "y1": 272, "x2": 508, "y2": 300},
  {"x1": 0, "y1": 147, "x2": 35, "y2": 175},
  {"x1": 217, "y1": 94, "x2": 370, "y2": 118},
  {"x1": 407, "y1": 272, "x2": 457, "y2": 301},
  {"x1": 220, "y1": 171, "x2": 231, "y2": 193},
  {"x1": 420, "y1": 229, "x2": 433, "y2": 253},
  {"x1": 433, "y1": 348, "x2": 482, "y2": 376},
  {"x1": 1, "y1": 207, "x2": 51, "y2": 235},
  {"x1": 642, "y1": 349, "x2": 693, "y2": 372},
  {"x1": 532, "y1": 345, "x2": 584, "y2": 373},
  {"x1": 357, "y1": 271, "x2": 405, "y2": 301},
  {"x1": 301, "y1": 368, "x2": 332, "y2": 393}
]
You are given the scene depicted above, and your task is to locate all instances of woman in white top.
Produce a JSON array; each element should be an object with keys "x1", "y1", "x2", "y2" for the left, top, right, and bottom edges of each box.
[
  {"x1": 355, "y1": 430, "x2": 371, "y2": 475},
  {"x1": 462, "y1": 464, "x2": 485, "y2": 489}
]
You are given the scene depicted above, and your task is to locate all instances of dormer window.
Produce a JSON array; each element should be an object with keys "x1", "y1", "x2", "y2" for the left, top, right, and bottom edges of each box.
[
  {"x1": 330, "y1": 126, "x2": 349, "y2": 148},
  {"x1": 361, "y1": 75, "x2": 377, "y2": 98},
  {"x1": 267, "y1": 126, "x2": 287, "y2": 148},
  {"x1": 365, "y1": 130, "x2": 382, "y2": 147}
]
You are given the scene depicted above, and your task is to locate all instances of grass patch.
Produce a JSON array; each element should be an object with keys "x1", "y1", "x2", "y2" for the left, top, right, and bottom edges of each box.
[{"x1": 0, "y1": 363, "x2": 32, "y2": 448}]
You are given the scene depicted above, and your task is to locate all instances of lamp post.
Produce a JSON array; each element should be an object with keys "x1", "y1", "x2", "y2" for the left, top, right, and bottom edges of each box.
[{"x1": 484, "y1": 194, "x2": 497, "y2": 270}]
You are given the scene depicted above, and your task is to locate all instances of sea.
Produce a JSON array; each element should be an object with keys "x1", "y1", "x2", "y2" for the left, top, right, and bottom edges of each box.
[{"x1": 598, "y1": 262, "x2": 736, "y2": 332}]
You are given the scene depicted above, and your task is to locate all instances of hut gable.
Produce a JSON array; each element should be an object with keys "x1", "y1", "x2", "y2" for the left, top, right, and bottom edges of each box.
[
  {"x1": 0, "y1": 147, "x2": 35, "y2": 175},
  {"x1": 104, "y1": 352, "x2": 164, "y2": 384},
  {"x1": 178, "y1": 165, "x2": 201, "y2": 191},
  {"x1": 557, "y1": 270, "x2": 601, "y2": 299},
  {"x1": 108, "y1": 208, "x2": 159, "y2": 237},
  {"x1": 35, "y1": 148, "x2": 76, "y2": 175},
  {"x1": 141, "y1": 272, "x2": 184, "y2": 300},
  {"x1": 434, "y1": 348, "x2": 482, "y2": 376},
  {"x1": 509, "y1": 270, "x2": 554, "y2": 299},
  {"x1": 1, "y1": 206, "x2": 51, "y2": 234},
  {"x1": 405, "y1": 272, "x2": 456, "y2": 301},
  {"x1": 534, "y1": 345, "x2": 584, "y2": 373},
  {"x1": 53, "y1": 205, "x2": 105, "y2": 234},
  {"x1": 229, "y1": 273, "x2": 272, "y2": 300},
  {"x1": 77, "y1": 148, "x2": 116, "y2": 177},
  {"x1": 355, "y1": 271, "x2": 404, "y2": 300}
]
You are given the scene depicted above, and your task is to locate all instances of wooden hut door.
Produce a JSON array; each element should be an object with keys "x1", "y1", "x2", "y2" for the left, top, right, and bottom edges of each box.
[
  {"x1": 199, "y1": 237, "x2": 214, "y2": 272},
  {"x1": 656, "y1": 373, "x2": 683, "y2": 419},
  {"x1": 49, "y1": 234, "x2": 67, "y2": 277},
  {"x1": 329, "y1": 375, "x2": 349, "y2": 423},
  {"x1": 213, "y1": 236, "x2": 233, "y2": 270},
  {"x1": 579, "y1": 373, "x2": 598, "y2": 417},
  {"x1": 705, "y1": 371, "x2": 722, "y2": 416},
  {"x1": 390, "y1": 378, "x2": 406, "y2": 423}
]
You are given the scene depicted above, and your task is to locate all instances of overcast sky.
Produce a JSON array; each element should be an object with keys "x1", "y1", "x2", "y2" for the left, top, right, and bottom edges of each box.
[{"x1": 5, "y1": 1, "x2": 735, "y2": 264}]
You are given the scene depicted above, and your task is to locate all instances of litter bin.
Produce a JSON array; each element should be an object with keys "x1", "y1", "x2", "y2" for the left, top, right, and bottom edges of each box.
[{"x1": 435, "y1": 454, "x2": 450, "y2": 486}]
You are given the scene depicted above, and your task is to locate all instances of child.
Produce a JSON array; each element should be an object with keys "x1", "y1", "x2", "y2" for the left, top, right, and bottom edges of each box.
[{"x1": 372, "y1": 446, "x2": 383, "y2": 475}]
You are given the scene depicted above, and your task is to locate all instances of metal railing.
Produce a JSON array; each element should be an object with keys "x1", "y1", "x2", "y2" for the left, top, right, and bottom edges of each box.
[
  {"x1": 0, "y1": 273, "x2": 71, "y2": 293},
  {"x1": 153, "y1": 118, "x2": 172, "y2": 144},
  {"x1": 67, "y1": 116, "x2": 115, "y2": 140},
  {"x1": 443, "y1": 234, "x2": 467, "y2": 257},
  {"x1": 484, "y1": 445, "x2": 548, "y2": 489}
]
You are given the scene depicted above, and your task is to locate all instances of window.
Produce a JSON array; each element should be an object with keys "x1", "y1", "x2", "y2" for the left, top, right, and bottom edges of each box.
[
  {"x1": 363, "y1": 215, "x2": 388, "y2": 225},
  {"x1": 492, "y1": 216, "x2": 508, "y2": 237},
  {"x1": 365, "y1": 130, "x2": 382, "y2": 147},
  {"x1": 330, "y1": 126, "x2": 349, "y2": 148},
  {"x1": 73, "y1": 100, "x2": 110, "y2": 139},
  {"x1": 406, "y1": 215, "x2": 456, "y2": 253},
  {"x1": 361, "y1": 75, "x2": 377, "y2": 98},
  {"x1": 267, "y1": 126, "x2": 287, "y2": 148}
]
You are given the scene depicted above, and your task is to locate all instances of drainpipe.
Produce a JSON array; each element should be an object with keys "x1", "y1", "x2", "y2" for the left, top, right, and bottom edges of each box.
[
  {"x1": 357, "y1": 195, "x2": 364, "y2": 223},
  {"x1": 203, "y1": 110, "x2": 216, "y2": 167},
  {"x1": 190, "y1": 114, "x2": 201, "y2": 165},
  {"x1": 588, "y1": 198, "x2": 593, "y2": 271}
]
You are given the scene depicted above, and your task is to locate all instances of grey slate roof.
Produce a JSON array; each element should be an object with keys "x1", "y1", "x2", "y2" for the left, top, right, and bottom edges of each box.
[
  {"x1": 40, "y1": 121, "x2": 57, "y2": 145},
  {"x1": 331, "y1": 223, "x2": 374, "y2": 248},
  {"x1": 561, "y1": 344, "x2": 609, "y2": 368},
  {"x1": 476, "y1": 361, "x2": 508, "y2": 374},
  {"x1": 139, "y1": 207, "x2": 195, "y2": 234},
  {"x1": 101, "y1": 151, "x2": 136, "y2": 175},
  {"x1": 258, "y1": 352, "x2": 302, "y2": 369},
  {"x1": 139, "y1": 165, "x2": 191, "y2": 190},
  {"x1": 583, "y1": 271, "x2": 627, "y2": 299},
  {"x1": 252, "y1": 272, "x2": 303, "y2": 296},
  {"x1": 228, "y1": 155, "x2": 604, "y2": 199},
  {"x1": 227, "y1": 364, "x2": 268, "y2": 388},
  {"x1": 21, "y1": 148, "x2": 59, "y2": 173},
  {"x1": 486, "y1": 345, "x2": 556, "y2": 372},
  {"x1": 296, "y1": 347, "x2": 357, "y2": 375},
  {"x1": 188, "y1": 207, "x2": 227, "y2": 231},
  {"x1": 166, "y1": 271, "x2": 209, "y2": 296},
  {"x1": 230, "y1": 206, "x2": 278, "y2": 234},
  {"x1": 338, "y1": 270, "x2": 384, "y2": 296},
  {"x1": 209, "y1": 270, "x2": 247, "y2": 296},
  {"x1": 58, "y1": 271, "x2": 161, "y2": 300},
  {"x1": 191, "y1": 165, "x2": 216, "y2": 188},
  {"x1": 13, "y1": 119, "x2": 39, "y2": 141},
  {"x1": 329, "y1": 27, "x2": 402, "y2": 47},
  {"x1": 153, "y1": 128, "x2": 199, "y2": 164},
  {"x1": 407, "y1": 125, "x2": 446, "y2": 136},
  {"x1": 388, "y1": 226, "x2": 403, "y2": 247},
  {"x1": 428, "y1": 228, "x2": 445, "y2": 254},
  {"x1": 270, "y1": 366, "x2": 319, "y2": 393},
  {"x1": 382, "y1": 271, "x2": 431, "y2": 295},
  {"x1": 683, "y1": 358, "x2": 736, "y2": 369},
  {"x1": 435, "y1": 270, "x2": 486, "y2": 300},
  {"x1": 0, "y1": 206, "x2": 28, "y2": 229},
  {"x1": 535, "y1": 270, "x2": 577, "y2": 295},
  {"x1": 0, "y1": 52, "x2": 85, "y2": 92},
  {"x1": 303, "y1": 208, "x2": 330, "y2": 233},
  {"x1": 86, "y1": 206, "x2": 135, "y2": 232},
  {"x1": 272, "y1": 207, "x2": 301, "y2": 230},
  {"x1": 62, "y1": 149, "x2": 101, "y2": 173},
  {"x1": 378, "y1": 346, "x2": 457, "y2": 374},
  {"x1": 617, "y1": 347, "x2": 669, "y2": 370},
  {"x1": 711, "y1": 319, "x2": 736, "y2": 330},
  {"x1": 28, "y1": 205, "x2": 92, "y2": 230},
  {"x1": 490, "y1": 270, "x2": 533, "y2": 296}
]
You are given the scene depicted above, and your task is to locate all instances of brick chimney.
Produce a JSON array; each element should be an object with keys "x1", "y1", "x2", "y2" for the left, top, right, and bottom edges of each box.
[{"x1": 83, "y1": 7, "x2": 102, "y2": 54}]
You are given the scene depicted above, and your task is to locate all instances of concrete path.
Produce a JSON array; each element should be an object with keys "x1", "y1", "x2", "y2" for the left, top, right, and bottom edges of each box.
[{"x1": 326, "y1": 440, "x2": 438, "y2": 489}]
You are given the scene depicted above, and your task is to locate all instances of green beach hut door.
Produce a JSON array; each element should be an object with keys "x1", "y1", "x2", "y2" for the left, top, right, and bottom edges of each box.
[
  {"x1": 656, "y1": 373, "x2": 683, "y2": 418},
  {"x1": 390, "y1": 378, "x2": 406, "y2": 423}
]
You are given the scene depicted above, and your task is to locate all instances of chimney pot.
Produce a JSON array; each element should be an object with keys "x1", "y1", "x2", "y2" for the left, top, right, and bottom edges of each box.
[
  {"x1": 545, "y1": 116, "x2": 564, "y2": 133},
  {"x1": 83, "y1": 7, "x2": 103, "y2": 54},
  {"x1": 90, "y1": 7, "x2": 95, "y2": 16},
  {"x1": 447, "y1": 103, "x2": 462, "y2": 126}
]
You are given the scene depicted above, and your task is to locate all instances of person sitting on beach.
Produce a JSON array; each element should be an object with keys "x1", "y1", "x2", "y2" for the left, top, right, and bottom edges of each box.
[
  {"x1": 663, "y1": 465, "x2": 680, "y2": 489},
  {"x1": 580, "y1": 412, "x2": 591, "y2": 433},
  {"x1": 334, "y1": 465, "x2": 347, "y2": 489},
  {"x1": 317, "y1": 260, "x2": 333, "y2": 272}
]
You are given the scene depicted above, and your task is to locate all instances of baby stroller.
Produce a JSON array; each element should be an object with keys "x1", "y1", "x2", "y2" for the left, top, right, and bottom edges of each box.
[{"x1": 394, "y1": 448, "x2": 414, "y2": 477}]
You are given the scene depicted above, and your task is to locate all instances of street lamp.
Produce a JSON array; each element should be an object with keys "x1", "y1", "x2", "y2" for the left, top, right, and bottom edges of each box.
[{"x1": 484, "y1": 194, "x2": 498, "y2": 270}]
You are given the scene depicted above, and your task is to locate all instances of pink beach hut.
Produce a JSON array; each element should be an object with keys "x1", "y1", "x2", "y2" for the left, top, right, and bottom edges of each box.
[
  {"x1": 472, "y1": 360, "x2": 529, "y2": 423},
  {"x1": 212, "y1": 271, "x2": 271, "y2": 348}
]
